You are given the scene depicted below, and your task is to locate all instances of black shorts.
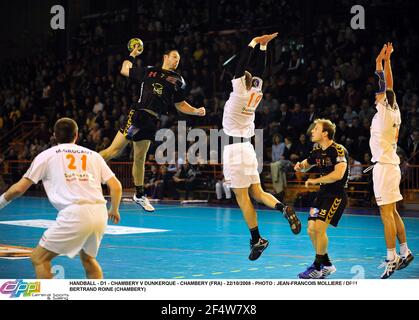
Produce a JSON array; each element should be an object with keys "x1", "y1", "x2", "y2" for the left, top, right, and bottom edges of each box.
[
  {"x1": 119, "y1": 109, "x2": 158, "y2": 141},
  {"x1": 308, "y1": 194, "x2": 348, "y2": 227}
]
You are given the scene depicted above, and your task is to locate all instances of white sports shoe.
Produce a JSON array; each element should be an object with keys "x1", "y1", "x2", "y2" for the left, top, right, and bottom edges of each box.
[
  {"x1": 321, "y1": 265, "x2": 337, "y2": 278},
  {"x1": 378, "y1": 255, "x2": 401, "y2": 279},
  {"x1": 133, "y1": 194, "x2": 155, "y2": 212}
]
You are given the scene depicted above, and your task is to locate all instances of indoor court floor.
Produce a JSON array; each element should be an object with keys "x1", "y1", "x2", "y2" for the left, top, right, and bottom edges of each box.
[{"x1": 0, "y1": 197, "x2": 418, "y2": 279}]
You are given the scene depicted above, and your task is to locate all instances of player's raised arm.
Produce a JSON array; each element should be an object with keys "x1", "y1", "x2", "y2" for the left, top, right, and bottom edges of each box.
[
  {"x1": 375, "y1": 44, "x2": 387, "y2": 103},
  {"x1": 234, "y1": 33, "x2": 278, "y2": 79},
  {"x1": 384, "y1": 42, "x2": 394, "y2": 89},
  {"x1": 120, "y1": 44, "x2": 142, "y2": 78},
  {"x1": 253, "y1": 32, "x2": 278, "y2": 78}
]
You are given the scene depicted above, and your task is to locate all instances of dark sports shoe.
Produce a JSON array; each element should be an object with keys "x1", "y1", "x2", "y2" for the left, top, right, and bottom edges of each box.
[
  {"x1": 397, "y1": 251, "x2": 414, "y2": 270},
  {"x1": 283, "y1": 206, "x2": 301, "y2": 234},
  {"x1": 249, "y1": 238, "x2": 269, "y2": 261}
]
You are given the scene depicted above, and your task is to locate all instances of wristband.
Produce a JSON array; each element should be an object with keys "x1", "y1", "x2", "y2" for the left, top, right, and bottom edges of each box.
[
  {"x1": 127, "y1": 56, "x2": 136, "y2": 64},
  {"x1": 375, "y1": 70, "x2": 386, "y2": 94},
  {"x1": 0, "y1": 193, "x2": 10, "y2": 209},
  {"x1": 249, "y1": 40, "x2": 257, "y2": 48}
]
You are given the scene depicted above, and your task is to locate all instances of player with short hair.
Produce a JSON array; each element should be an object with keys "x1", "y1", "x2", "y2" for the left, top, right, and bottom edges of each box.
[
  {"x1": 0, "y1": 118, "x2": 122, "y2": 279},
  {"x1": 371, "y1": 43, "x2": 414, "y2": 279},
  {"x1": 100, "y1": 45, "x2": 205, "y2": 212},
  {"x1": 294, "y1": 118, "x2": 349, "y2": 278},
  {"x1": 222, "y1": 33, "x2": 301, "y2": 261}
]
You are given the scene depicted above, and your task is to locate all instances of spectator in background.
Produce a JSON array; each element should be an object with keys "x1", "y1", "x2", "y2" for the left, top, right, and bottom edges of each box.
[
  {"x1": 307, "y1": 104, "x2": 319, "y2": 124},
  {"x1": 407, "y1": 129, "x2": 419, "y2": 164},
  {"x1": 348, "y1": 156, "x2": 362, "y2": 182},
  {"x1": 344, "y1": 84, "x2": 362, "y2": 110},
  {"x1": 343, "y1": 105, "x2": 358, "y2": 126},
  {"x1": 93, "y1": 96, "x2": 104, "y2": 114},
  {"x1": 152, "y1": 165, "x2": 170, "y2": 199},
  {"x1": 283, "y1": 136, "x2": 298, "y2": 160},
  {"x1": 144, "y1": 165, "x2": 159, "y2": 197},
  {"x1": 358, "y1": 99, "x2": 375, "y2": 122},
  {"x1": 271, "y1": 134, "x2": 285, "y2": 162},
  {"x1": 294, "y1": 133, "x2": 312, "y2": 161},
  {"x1": 330, "y1": 71, "x2": 346, "y2": 90},
  {"x1": 173, "y1": 161, "x2": 197, "y2": 200}
]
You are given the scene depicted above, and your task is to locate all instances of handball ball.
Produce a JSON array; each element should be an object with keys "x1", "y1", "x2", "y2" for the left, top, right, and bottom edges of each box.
[{"x1": 127, "y1": 38, "x2": 144, "y2": 53}]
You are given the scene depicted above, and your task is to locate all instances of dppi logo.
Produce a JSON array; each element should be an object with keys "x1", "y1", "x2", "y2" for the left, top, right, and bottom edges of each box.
[{"x1": 0, "y1": 280, "x2": 41, "y2": 298}]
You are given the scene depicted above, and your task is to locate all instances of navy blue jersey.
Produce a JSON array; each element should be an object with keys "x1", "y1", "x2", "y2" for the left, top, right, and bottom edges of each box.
[
  {"x1": 129, "y1": 66, "x2": 187, "y2": 116},
  {"x1": 307, "y1": 142, "x2": 349, "y2": 196}
]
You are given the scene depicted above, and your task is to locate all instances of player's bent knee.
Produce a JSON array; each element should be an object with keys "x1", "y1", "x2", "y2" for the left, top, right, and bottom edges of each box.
[
  {"x1": 249, "y1": 190, "x2": 263, "y2": 202},
  {"x1": 30, "y1": 248, "x2": 50, "y2": 265}
]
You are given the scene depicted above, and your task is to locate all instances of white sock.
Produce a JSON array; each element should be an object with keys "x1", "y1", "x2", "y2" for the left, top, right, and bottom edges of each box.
[
  {"x1": 400, "y1": 243, "x2": 409, "y2": 257},
  {"x1": 387, "y1": 248, "x2": 397, "y2": 261}
]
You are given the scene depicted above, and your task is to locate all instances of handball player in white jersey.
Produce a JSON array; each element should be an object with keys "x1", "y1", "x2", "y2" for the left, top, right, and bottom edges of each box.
[
  {"x1": 0, "y1": 118, "x2": 122, "y2": 279},
  {"x1": 371, "y1": 43, "x2": 414, "y2": 278},
  {"x1": 222, "y1": 33, "x2": 301, "y2": 261}
]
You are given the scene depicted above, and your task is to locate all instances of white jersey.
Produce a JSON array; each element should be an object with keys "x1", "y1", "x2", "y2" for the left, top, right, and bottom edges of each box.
[
  {"x1": 222, "y1": 75, "x2": 263, "y2": 138},
  {"x1": 24, "y1": 143, "x2": 115, "y2": 211},
  {"x1": 369, "y1": 100, "x2": 401, "y2": 165}
]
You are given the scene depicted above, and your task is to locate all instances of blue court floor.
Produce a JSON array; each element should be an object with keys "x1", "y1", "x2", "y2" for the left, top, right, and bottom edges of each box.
[{"x1": 0, "y1": 197, "x2": 418, "y2": 279}]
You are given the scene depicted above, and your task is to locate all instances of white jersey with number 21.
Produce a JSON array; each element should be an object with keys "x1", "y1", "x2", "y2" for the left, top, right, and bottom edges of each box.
[
  {"x1": 24, "y1": 143, "x2": 115, "y2": 211},
  {"x1": 222, "y1": 75, "x2": 263, "y2": 138}
]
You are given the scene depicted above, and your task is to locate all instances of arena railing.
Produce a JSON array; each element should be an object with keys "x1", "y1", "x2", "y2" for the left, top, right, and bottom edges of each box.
[{"x1": 1, "y1": 160, "x2": 418, "y2": 206}]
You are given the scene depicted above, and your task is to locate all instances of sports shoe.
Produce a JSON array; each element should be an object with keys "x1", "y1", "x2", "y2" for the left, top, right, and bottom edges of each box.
[
  {"x1": 283, "y1": 206, "x2": 301, "y2": 234},
  {"x1": 133, "y1": 194, "x2": 155, "y2": 212},
  {"x1": 249, "y1": 238, "x2": 269, "y2": 261},
  {"x1": 378, "y1": 256, "x2": 401, "y2": 279},
  {"x1": 298, "y1": 264, "x2": 323, "y2": 279},
  {"x1": 397, "y1": 251, "x2": 414, "y2": 270},
  {"x1": 321, "y1": 265, "x2": 337, "y2": 278}
]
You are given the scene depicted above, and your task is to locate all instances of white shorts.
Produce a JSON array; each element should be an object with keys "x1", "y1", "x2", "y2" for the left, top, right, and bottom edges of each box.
[
  {"x1": 39, "y1": 203, "x2": 108, "y2": 258},
  {"x1": 373, "y1": 163, "x2": 403, "y2": 206},
  {"x1": 223, "y1": 142, "x2": 260, "y2": 188}
]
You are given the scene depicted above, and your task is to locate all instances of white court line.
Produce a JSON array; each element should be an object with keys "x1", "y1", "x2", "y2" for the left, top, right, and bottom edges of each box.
[{"x1": 0, "y1": 219, "x2": 169, "y2": 235}]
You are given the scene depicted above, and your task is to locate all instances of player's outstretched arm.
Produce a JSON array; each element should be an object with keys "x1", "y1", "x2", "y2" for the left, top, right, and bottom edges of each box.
[
  {"x1": 0, "y1": 178, "x2": 34, "y2": 209},
  {"x1": 252, "y1": 33, "x2": 278, "y2": 79},
  {"x1": 384, "y1": 42, "x2": 394, "y2": 90},
  {"x1": 120, "y1": 44, "x2": 142, "y2": 78},
  {"x1": 175, "y1": 101, "x2": 206, "y2": 117},
  {"x1": 375, "y1": 44, "x2": 387, "y2": 103},
  {"x1": 234, "y1": 33, "x2": 278, "y2": 79}
]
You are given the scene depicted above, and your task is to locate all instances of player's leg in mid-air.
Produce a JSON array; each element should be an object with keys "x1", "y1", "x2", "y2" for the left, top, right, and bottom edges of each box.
[
  {"x1": 101, "y1": 108, "x2": 156, "y2": 212},
  {"x1": 132, "y1": 139, "x2": 154, "y2": 211},
  {"x1": 249, "y1": 183, "x2": 301, "y2": 234},
  {"x1": 99, "y1": 131, "x2": 130, "y2": 161},
  {"x1": 233, "y1": 186, "x2": 269, "y2": 261}
]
